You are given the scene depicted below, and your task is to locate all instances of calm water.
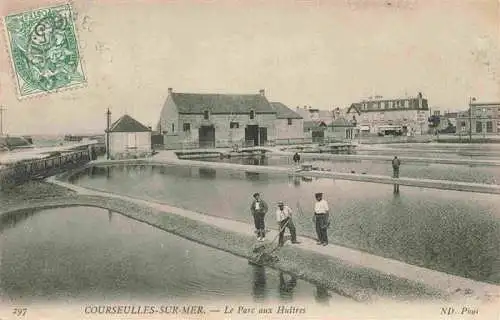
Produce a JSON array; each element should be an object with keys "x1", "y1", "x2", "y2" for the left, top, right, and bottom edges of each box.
[
  {"x1": 207, "y1": 155, "x2": 500, "y2": 185},
  {"x1": 73, "y1": 165, "x2": 500, "y2": 284},
  {"x1": 0, "y1": 207, "x2": 342, "y2": 304}
]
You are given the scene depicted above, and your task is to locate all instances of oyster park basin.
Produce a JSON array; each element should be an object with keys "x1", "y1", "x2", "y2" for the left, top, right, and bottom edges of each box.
[
  {"x1": 71, "y1": 163, "x2": 500, "y2": 285},
  {"x1": 0, "y1": 206, "x2": 342, "y2": 304}
]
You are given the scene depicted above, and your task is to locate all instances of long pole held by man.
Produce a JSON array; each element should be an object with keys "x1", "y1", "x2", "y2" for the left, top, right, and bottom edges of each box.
[{"x1": 276, "y1": 201, "x2": 300, "y2": 247}]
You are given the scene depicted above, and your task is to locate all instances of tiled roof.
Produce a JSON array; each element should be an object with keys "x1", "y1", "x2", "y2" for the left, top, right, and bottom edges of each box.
[
  {"x1": 304, "y1": 120, "x2": 327, "y2": 131},
  {"x1": 109, "y1": 114, "x2": 151, "y2": 133},
  {"x1": 171, "y1": 93, "x2": 275, "y2": 114},
  {"x1": 295, "y1": 108, "x2": 335, "y2": 124},
  {"x1": 269, "y1": 102, "x2": 303, "y2": 119}
]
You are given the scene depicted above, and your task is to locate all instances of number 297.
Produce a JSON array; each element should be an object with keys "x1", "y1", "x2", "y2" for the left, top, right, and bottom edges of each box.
[{"x1": 13, "y1": 308, "x2": 27, "y2": 317}]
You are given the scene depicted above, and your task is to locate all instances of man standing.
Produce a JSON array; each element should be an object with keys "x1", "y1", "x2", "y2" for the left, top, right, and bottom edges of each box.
[
  {"x1": 251, "y1": 193, "x2": 268, "y2": 241},
  {"x1": 392, "y1": 156, "x2": 401, "y2": 178},
  {"x1": 392, "y1": 156, "x2": 401, "y2": 193},
  {"x1": 293, "y1": 152, "x2": 301, "y2": 166},
  {"x1": 276, "y1": 201, "x2": 299, "y2": 246},
  {"x1": 313, "y1": 193, "x2": 330, "y2": 246}
]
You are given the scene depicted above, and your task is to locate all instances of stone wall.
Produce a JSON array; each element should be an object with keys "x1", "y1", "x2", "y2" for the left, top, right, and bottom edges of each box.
[
  {"x1": 275, "y1": 118, "x2": 304, "y2": 140},
  {"x1": 175, "y1": 113, "x2": 277, "y2": 147}
]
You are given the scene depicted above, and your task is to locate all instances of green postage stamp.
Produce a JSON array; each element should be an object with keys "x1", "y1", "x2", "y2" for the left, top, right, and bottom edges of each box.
[{"x1": 3, "y1": 3, "x2": 86, "y2": 98}]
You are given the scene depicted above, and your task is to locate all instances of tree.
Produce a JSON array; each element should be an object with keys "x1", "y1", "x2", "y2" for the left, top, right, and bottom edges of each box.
[{"x1": 428, "y1": 115, "x2": 441, "y2": 134}]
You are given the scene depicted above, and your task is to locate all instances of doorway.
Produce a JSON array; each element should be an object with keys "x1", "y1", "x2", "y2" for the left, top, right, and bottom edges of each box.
[
  {"x1": 245, "y1": 125, "x2": 259, "y2": 146},
  {"x1": 198, "y1": 125, "x2": 215, "y2": 148},
  {"x1": 259, "y1": 127, "x2": 267, "y2": 146}
]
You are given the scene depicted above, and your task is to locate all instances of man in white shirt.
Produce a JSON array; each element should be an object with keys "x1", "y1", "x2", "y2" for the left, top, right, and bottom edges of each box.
[
  {"x1": 313, "y1": 193, "x2": 330, "y2": 246},
  {"x1": 276, "y1": 201, "x2": 299, "y2": 246}
]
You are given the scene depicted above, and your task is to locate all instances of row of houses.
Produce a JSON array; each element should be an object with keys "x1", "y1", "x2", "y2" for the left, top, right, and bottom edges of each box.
[
  {"x1": 105, "y1": 89, "x2": 437, "y2": 157},
  {"x1": 427, "y1": 101, "x2": 500, "y2": 135}
]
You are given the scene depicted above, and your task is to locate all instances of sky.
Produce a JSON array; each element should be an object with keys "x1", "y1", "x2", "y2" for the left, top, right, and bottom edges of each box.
[{"x1": 0, "y1": 0, "x2": 499, "y2": 135}]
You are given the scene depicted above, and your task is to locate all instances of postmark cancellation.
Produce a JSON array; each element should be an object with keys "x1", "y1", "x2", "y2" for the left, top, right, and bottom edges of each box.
[{"x1": 3, "y1": 3, "x2": 86, "y2": 98}]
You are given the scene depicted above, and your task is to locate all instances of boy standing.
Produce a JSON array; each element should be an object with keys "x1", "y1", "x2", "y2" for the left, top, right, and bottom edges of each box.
[{"x1": 251, "y1": 193, "x2": 268, "y2": 241}]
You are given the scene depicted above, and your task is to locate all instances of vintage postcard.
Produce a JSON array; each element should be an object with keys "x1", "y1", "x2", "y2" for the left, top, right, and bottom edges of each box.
[{"x1": 0, "y1": 0, "x2": 499, "y2": 319}]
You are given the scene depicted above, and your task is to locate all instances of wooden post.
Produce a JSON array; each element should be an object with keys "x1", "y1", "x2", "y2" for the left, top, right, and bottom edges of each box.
[{"x1": 106, "y1": 108, "x2": 111, "y2": 160}]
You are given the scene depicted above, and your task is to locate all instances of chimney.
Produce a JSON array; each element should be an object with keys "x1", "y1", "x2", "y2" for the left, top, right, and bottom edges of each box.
[
  {"x1": 168, "y1": 87, "x2": 173, "y2": 95},
  {"x1": 259, "y1": 89, "x2": 265, "y2": 96}
]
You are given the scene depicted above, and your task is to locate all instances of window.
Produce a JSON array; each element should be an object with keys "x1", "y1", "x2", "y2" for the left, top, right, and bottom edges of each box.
[
  {"x1": 487, "y1": 121, "x2": 493, "y2": 132},
  {"x1": 476, "y1": 121, "x2": 482, "y2": 133},
  {"x1": 287, "y1": 118, "x2": 293, "y2": 125},
  {"x1": 461, "y1": 121, "x2": 466, "y2": 127},
  {"x1": 230, "y1": 122, "x2": 239, "y2": 129},
  {"x1": 127, "y1": 133, "x2": 136, "y2": 149},
  {"x1": 183, "y1": 123, "x2": 191, "y2": 132},
  {"x1": 250, "y1": 110, "x2": 255, "y2": 120},
  {"x1": 203, "y1": 110, "x2": 209, "y2": 120},
  {"x1": 171, "y1": 123, "x2": 175, "y2": 132}
]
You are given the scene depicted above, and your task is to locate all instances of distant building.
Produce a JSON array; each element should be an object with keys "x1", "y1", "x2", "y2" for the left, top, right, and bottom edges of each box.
[
  {"x1": 157, "y1": 88, "x2": 278, "y2": 148},
  {"x1": 295, "y1": 106, "x2": 338, "y2": 142},
  {"x1": 106, "y1": 114, "x2": 152, "y2": 159},
  {"x1": 269, "y1": 102, "x2": 304, "y2": 142},
  {"x1": 437, "y1": 111, "x2": 458, "y2": 132},
  {"x1": 456, "y1": 102, "x2": 500, "y2": 135},
  {"x1": 326, "y1": 117, "x2": 358, "y2": 141},
  {"x1": 346, "y1": 92, "x2": 429, "y2": 135}
]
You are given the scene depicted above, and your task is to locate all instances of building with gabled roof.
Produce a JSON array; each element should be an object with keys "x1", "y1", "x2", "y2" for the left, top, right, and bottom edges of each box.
[
  {"x1": 269, "y1": 102, "x2": 304, "y2": 142},
  {"x1": 106, "y1": 114, "x2": 152, "y2": 159},
  {"x1": 157, "y1": 88, "x2": 284, "y2": 148},
  {"x1": 346, "y1": 92, "x2": 430, "y2": 135}
]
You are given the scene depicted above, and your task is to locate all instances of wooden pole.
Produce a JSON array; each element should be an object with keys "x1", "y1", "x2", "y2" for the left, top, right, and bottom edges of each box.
[
  {"x1": 0, "y1": 106, "x2": 6, "y2": 135},
  {"x1": 106, "y1": 108, "x2": 111, "y2": 160}
]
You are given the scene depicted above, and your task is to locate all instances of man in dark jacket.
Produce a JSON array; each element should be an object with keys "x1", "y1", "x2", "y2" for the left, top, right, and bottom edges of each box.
[
  {"x1": 250, "y1": 192, "x2": 268, "y2": 241},
  {"x1": 392, "y1": 156, "x2": 401, "y2": 193},
  {"x1": 392, "y1": 156, "x2": 401, "y2": 178},
  {"x1": 293, "y1": 152, "x2": 301, "y2": 165}
]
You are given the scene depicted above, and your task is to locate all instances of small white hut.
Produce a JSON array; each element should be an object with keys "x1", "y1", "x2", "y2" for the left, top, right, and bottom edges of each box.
[{"x1": 106, "y1": 114, "x2": 152, "y2": 159}]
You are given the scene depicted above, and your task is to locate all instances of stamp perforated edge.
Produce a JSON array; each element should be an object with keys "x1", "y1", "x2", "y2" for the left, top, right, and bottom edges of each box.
[{"x1": 1, "y1": 0, "x2": 88, "y2": 101}]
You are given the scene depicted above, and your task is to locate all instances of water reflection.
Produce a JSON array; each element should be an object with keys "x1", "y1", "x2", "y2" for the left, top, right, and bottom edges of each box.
[
  {"x1": 250, "y1": 265, "x2": 331, "y2": 304},
  {"x1": 75, "y1": 164, "x2": 500, "y2": 284},
  {"x1": 314, "y1": 286, "x2": 331, "y2": 305},
  {"x1": 199, "y1": 168, "x2": 216, "y2": 179},
  {"x1": 2, "y1": 207, "x2": 330, "y2": 303},
  {"x1": 288, "y1": 175, "x2": 315, "y2": 187},
  {"x1": 278, "y1": 272, "x2": 297, "y2": 301},
  {"x1": 252, "y1": 265, "x2": 267, "y2": 302},
  {"x1": 0, "y1": 208, "x2": 37, "y2": 233}
]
